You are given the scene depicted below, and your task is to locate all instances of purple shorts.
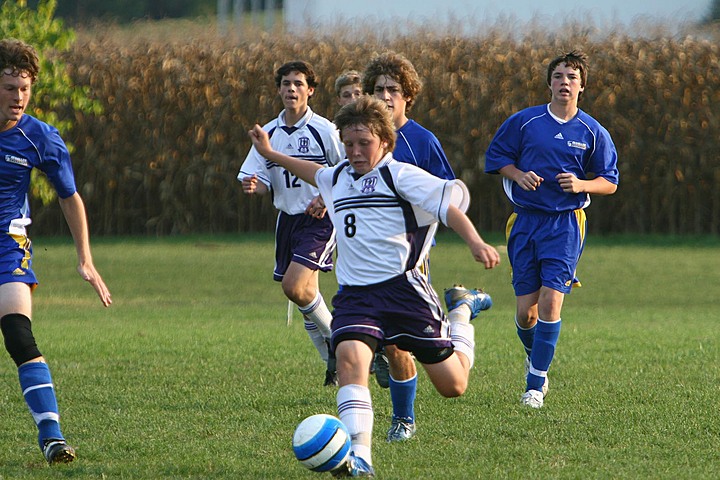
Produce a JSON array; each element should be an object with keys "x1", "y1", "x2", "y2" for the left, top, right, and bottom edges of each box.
[
  {"x1": 330, "y1": 270, "x2": 452, "y2": 354},
  {"x1": 273, "y1": 211, "x2": 335, "y2": 281}
]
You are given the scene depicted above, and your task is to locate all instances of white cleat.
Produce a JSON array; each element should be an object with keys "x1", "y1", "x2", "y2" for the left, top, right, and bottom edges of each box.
[{"x1": 520, "y1": 389, "x2": 545, "y2": 409}]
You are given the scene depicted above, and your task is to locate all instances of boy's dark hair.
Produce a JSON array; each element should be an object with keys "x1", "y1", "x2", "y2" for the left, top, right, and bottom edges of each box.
[
  {"x1": 0, "y1": 38, "x2": 39, "y2": 83},
  {"x1": 547, "y1": 50, "x2": 589, "y2": 100},
  {"x1": 275, "y1": 60, "x2": 318, "y2": 89}
]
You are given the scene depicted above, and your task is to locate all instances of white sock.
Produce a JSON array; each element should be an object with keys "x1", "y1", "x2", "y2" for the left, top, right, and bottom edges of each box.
[
  {"x1": 447, "y1": 304, "x2": 472, "y2": 324},
  {"x1": 298, "y1": 293, "x2": 332, "y2": 338},
  {"x1": 337, "y1": 384, "x2": 373, "y2": 465},
  {"x1": 450, "y1": 322, "x2": 475, "y2": 368},
  {"x1": 303, "y1": 320, "x2": 329, "y2": 362}
]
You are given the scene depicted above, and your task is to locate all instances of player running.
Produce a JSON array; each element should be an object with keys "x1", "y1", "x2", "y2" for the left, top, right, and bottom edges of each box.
[
  {"x1": 0, "y1": 38, "x2": 112, "y2": 464},
  {"x1": 485, "y1": 50, "x2": 619, "y2": 408},
  {"x1": 238, "y1": 61, "x2": 344, "y2": 386},
  {"x1": 248, "y1": 95, "x2": 500, "y2": 477},
  {"x1": 362, "y1": 50, "x2": 492, "y2": 442}
]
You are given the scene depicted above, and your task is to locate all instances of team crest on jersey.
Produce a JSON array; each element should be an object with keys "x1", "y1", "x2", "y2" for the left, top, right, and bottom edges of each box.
[
  {"x1": 297, "y1": 137, "x2": 310, "y2": 154},
  {"x1": 5, "y1": 155, "x2": 29, "y2": 167},
  {"x1": 360, "y1": 176, "x2": 378, "y2": 194},
  {"x1": 567, "y1": 140, "x2": 587, "y2": 150}
]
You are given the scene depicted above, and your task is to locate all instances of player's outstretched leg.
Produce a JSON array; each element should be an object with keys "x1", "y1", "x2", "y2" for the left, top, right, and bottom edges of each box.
[{"x1": 2, "y1": 314, "x2": 76, "y2": 465}]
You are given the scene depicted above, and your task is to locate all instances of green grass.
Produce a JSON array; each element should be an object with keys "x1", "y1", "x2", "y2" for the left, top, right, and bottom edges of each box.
[{"x1": 0, "y1": 233, "x2": 718, "y2": 479}]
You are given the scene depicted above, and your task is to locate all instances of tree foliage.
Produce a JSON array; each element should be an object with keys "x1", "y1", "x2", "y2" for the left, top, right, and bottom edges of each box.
[{"x1": 0, "y1": 0, "x2": 101, "y2": 204}]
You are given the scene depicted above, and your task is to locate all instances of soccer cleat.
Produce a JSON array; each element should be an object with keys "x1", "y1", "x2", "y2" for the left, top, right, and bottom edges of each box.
[
  {"x1": 331, "y1": 452, "x2": 375, "y2": 477},
  {"x1": 324, "y1": 369, "x2": 338, "y2": 387},
  {"x1": 386, "y1": 416, "x2": 416, "y2": 442},
  {"x1": 524, "y1": 356, "x2": 549, "y2": 397},
  {"x1": 42, "y1": 439, "x2": 76, "y2": 465},
  {"x1": 520, "y1": 389, "x2": 544, "y2": 409},
  {"x1": 373, "y1": 350, "x2": 390, "y2": 389},
  {"x1": 443, "y1": 285, "x2": 492, "y2": 320}
]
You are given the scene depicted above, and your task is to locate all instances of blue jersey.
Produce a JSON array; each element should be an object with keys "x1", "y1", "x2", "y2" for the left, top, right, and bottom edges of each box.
[
  {"x1": 395, "y1": 120, "x2": 455, "y2": 180},
  {"x1": 0, "y1": 115, "x2": 77, "y2": 234},
  {"x1": 485, "y1": 104, "x2": 619, "y2": 213}
]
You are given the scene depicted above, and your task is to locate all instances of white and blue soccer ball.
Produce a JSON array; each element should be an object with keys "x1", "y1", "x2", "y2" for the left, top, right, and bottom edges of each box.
[{"x1": 292, "y1": 414, "x2": 351, "y2": 473}]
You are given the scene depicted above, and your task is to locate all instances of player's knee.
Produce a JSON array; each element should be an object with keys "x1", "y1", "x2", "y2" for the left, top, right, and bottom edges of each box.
[
  {"x1": 281, "y1": 281, "x2": 312, "y2": 305},
  {"x1": 1, "y1": 314, "x2": 42, "y2": 366},
  {"x1": 437, "y1": 379, "x2": 467, "y2": 398}
]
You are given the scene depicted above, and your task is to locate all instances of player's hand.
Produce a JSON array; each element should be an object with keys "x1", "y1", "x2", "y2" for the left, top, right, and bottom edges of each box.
[
  {"x1": 242, "y1": 174, "x2": 259, "y2": 194},
  {"x1": 248, "y1": 124, "x2": 271, "y2": 156},
  {"x1": 471, "y1": 242, "x2": 501, "y2": 269},
  {"x1": 305, "y1": 195, "x2": 326, "y2": 219},
  {"x1": 516, "y1": 171, "x2": 544, "y2": 191},
  {"x1": 556, "y1": 172, "x2": 583, "y2": 193},
  {"x1": 77, "y1": 262, "x2": 112, "y2": 307}
]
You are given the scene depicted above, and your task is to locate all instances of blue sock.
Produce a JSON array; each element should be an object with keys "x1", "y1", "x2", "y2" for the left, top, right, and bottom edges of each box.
[
  {"x1": 389, "y1": 374, "x2": 416, "y2": 422},
  {"x1": 527, "y1": 319, "x2": 561, "y2": 391},
  {"x1": 516, "y1": 318, "x2": 535, "y2": 357},
  {"x1": 18, "y1": 362, "x2": 63, "y2": 447}
]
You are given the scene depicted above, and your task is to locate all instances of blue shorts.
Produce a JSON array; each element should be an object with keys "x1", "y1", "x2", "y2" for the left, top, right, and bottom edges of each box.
[
  {"x1": 273, "y1": 212, "x2": 335, "y2": 281},
  {"x1": 330, "y1": 270, "x2": 452, "y2": 354},
  {"x1": 506, "y1": 209, "x2": 586, "y2": 296},
  {"x1": 0, "y1": 232, "x2": 38, "y2": 287}
]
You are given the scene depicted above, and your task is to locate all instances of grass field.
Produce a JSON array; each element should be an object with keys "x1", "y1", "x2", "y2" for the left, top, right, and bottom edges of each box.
[{"x1": 0, "y1": 233, "x2": 718, "y2": 479}]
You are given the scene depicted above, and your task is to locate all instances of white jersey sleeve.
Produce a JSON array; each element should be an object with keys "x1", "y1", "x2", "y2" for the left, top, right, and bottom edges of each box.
[{"x1": 391, "y1": 162, "x2": 470, "y2": 226}]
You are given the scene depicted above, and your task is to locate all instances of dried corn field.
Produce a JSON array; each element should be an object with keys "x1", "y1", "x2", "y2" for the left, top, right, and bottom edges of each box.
[{"x1": 30, "y1": 26, "x2": 720, "y2": 236}]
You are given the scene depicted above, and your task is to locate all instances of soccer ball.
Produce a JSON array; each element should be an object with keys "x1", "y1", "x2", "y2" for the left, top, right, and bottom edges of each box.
[{"x1": 292, "y1": 414, "x2": 351, "y2": 473}]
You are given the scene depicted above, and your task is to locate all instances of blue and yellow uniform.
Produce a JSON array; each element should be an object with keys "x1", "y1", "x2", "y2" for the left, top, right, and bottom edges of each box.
[
  {"x1": 486, "y1": 104, "x2": 619, "y2": 295},
  {"x1": 0, "y1": 114, "x2": 77, "y2": 286}
]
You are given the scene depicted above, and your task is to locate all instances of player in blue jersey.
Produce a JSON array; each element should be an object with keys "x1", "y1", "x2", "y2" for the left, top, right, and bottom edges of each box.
[
  {"x1": 238, "y1": 61, "x2": 344, "y2": 386},
  {"x1": 362, "y1": 51, "x2": 491, "y2": 441},
  {"x1": 0, "y1": 38, "x2": 112, "y2": 464},
  {"x1": 249, "y1": 95, "x2": 500, "y2": 477},
  {"x1": 485, "y1": 50, "x2": 619, "y2": 409}
]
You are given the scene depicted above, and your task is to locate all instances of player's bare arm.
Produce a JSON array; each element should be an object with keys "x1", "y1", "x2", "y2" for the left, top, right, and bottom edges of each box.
[
  {"x1": 58, "y1": 193, "x2": 112, "y2": 307},
  {"x1": 248, "y1": 124, "x2": 322, "y2": 186},
  {"x1": 499, "y1": 164, "x2": 543, "y2": 191},
  {"x1": 445, "y1": 205, "x2": 500, "y2": 269},
  {"x1": 556, "y1": 172, "x2": 617, "y2": 195}
]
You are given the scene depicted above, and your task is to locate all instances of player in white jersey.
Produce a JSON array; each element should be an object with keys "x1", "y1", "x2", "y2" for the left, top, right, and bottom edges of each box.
[
  {"x1": 238, "y1": 61, "x2": 344, "y2": 386},
  {"x1": 362, "y1": 51, "x2": 492, "y2": 442},
  {"x1": 0, "y1": 38, "x2": 112, "y2": 465},
  {"x1": 248, "y1": 95, "x2": 500, "y2": 477}
]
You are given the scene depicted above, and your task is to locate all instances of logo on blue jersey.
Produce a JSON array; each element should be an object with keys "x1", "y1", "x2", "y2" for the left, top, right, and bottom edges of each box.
[
  {"x1": 567, "y1": 141, "x2": 587, "y2": 150},
  {"x1": 298, "y1": 137, "x2": 310, "y2": 154},
  {"x1": 360, "y1": 176, "x2": 378, "y2": 194},
  {"x1": 5, "y1": 155, "x2": 29, "y2": 167}
]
